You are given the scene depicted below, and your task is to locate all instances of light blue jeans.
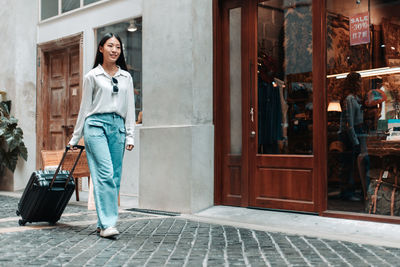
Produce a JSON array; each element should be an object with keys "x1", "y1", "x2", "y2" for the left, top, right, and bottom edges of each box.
[{"x1": 83, "y1": 113, "x2": 125, "y2": 229}]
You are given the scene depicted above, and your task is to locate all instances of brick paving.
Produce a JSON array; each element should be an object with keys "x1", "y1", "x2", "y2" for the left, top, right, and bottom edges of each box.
[{"x1": 1, "y1": 195, "x2": 400, "y2": 266}]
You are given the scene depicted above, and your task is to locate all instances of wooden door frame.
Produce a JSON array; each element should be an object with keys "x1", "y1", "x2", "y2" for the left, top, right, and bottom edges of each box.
[
  {"x1": 213, "y1": 0, "x2": 222, "y2": 205},
  {"x1": 313, "y1": 0, "x2": 327, "y2": 214},
  {"x1": 36, "y1": 32, "x2": 83, "y2": 169}
]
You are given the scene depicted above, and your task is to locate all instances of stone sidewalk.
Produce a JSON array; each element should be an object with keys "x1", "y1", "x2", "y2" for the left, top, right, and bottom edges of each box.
[{"x1": 1, "y1": 194, "x2": 400, "y2": 266}]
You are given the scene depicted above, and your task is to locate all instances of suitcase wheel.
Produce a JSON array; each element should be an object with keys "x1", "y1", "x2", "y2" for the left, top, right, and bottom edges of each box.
[
  {"x1": 18, "y1": 219, "x2": 27, "y2": 226},
  {"x1": 16, "y1": 210, "x2": 20, "y2": 216}
]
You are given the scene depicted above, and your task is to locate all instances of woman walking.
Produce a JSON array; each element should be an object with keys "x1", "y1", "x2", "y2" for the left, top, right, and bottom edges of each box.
[
  {"x1": 69, "y1": 33, "x2": 135, "y2": 238},
  {"x1": 338, "y1": 72, "x2": 367, "y2": 201}
]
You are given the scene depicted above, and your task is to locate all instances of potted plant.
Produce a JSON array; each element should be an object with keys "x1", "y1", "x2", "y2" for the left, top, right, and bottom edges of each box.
[{"x1": 0, "y1": 101, "x2": 28, "y2": 183}]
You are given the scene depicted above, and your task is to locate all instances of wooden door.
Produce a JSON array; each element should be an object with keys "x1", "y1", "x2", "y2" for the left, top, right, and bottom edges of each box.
[
  {"x1": 216, "y1": 0, "x2": 320, "y2": 213},
  {"x1": 36, "y1": 33, "x2": 83, "y2": 169},
  {"x1": 249, "y1": 0, "x2": 318, "y2": 212},
  {"x1": 45, "y1": 45, "x2": 81, "y2": 151}
]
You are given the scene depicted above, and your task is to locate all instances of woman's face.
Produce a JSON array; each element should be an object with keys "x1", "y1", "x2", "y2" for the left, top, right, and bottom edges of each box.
[{"x1": 99, "y1": 36, "x2": 121, "y2": 64}]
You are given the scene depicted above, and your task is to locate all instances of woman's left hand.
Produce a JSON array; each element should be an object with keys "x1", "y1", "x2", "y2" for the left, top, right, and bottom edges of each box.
[{"x1": 126, "y1": 144, "x2": 134, "y2": 151}]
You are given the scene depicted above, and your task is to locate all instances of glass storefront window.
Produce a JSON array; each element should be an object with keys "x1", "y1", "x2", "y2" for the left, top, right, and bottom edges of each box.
[
  {"x1": 326, "y1": 0, "x2": 400, "y2": 216},
  {"x1": 257, "y1": 0, "x2": 313, "y2": 155},
  {"x1": 96, "y1": 18, "x2": 143, "y2": 123}
]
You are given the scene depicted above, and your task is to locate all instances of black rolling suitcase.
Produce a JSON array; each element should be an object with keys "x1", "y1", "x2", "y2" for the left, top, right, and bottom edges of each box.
[{"x1": 16, "y1": 145, "x2": 85, "y2": 226}]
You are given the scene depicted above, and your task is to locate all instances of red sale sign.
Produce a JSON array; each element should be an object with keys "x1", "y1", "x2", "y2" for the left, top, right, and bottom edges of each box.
[{"x1": 350, "y1": 12, "x2": 370, "y2": 46}]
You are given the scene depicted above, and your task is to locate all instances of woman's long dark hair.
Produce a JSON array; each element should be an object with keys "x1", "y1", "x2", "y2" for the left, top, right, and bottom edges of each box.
[
  {"x1": 93, "y1": 32, "x2": 128, "y2": 71},
  {"x1": 342, "y1": 71, "x2": 362, "y2": 99}
]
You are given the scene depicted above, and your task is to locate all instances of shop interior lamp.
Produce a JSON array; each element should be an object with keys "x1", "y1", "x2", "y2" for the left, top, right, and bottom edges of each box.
[
  {"x1": 127, "y1": 20, "x2": 137, "y2": 32},
  {"x1": 327, "y1": 101, "x2": 342, "y2": 112}
]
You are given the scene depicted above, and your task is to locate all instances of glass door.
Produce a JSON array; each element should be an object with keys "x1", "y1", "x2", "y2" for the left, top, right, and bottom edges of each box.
[{"x1": 249, "y1": 0, "x2": 318, "y2": 212}]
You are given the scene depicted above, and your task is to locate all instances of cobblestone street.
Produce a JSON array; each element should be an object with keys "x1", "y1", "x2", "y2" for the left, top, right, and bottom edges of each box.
[{"x1": 1, "y1": 194, "x2": 400, "y2": 266}]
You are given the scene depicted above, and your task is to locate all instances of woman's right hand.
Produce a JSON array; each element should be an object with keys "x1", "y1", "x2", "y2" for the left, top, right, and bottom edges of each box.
[{"x1": 68, "y1": 143, "x2": 78, "y2": 150}]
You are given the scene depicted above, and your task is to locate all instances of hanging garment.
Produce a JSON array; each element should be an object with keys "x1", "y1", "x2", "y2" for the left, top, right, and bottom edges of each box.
[{"x1": 258, "y1": 79, "x2": 283, "y2": 148}]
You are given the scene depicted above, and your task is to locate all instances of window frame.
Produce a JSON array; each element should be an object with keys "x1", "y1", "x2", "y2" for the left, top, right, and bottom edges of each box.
[{"x1": 39, "y1": 0, "x2": 111, "y2": 22}]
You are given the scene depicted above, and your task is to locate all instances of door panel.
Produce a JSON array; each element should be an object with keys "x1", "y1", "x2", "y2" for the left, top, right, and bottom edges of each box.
[
  {"x1": 255, "y1": 168, "x2": 313, "y2": 200},
  {"x1": 45, "y1": 46, "x2": 81, "y2": 151},
  {"x1": 48, "y1": 51, "x2": 67, "y2": 150},
  {"x1": 255, "y1": 155, "x2": 313, "y2": 169},
  {"x1": 66, "y1": 46, "x2": 81, "y2": 140},
  {"x1": 225, "y1": 155, "x2": 242, "y2": 198}
]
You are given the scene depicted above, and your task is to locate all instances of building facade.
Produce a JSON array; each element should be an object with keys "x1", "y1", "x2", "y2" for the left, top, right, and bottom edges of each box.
[{"x1": 1, "y1": 0, "x2": 400, "y2": 224}]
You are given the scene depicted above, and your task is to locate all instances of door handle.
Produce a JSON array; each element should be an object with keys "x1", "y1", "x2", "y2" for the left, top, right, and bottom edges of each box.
[{"x1": 250, "y1": 131, "x2": 256, "y2": 138}]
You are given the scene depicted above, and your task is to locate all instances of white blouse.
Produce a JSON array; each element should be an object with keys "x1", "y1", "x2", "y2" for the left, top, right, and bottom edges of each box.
[{"x1": 69, "y1": 64, "x2": 136, "y2": 146}]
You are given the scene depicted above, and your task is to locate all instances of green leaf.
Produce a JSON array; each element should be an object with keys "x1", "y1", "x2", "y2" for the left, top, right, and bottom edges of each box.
[
  {"x1": 0, "y1": 112, "x2": 28, "y2": 173},
  {"x1": 9, "y1": 117, "x2": 18, "y2": 125},
  {"x1": 6, "y1": 134, "x2": 20, "y2": 152},
  {"x1": 13, "y1": 127, "x2": 23, "y2": 135},
  {"x1": 18, "y1": 144, "x2": 28, "y2": 161},
  {"x1": 3, "y1": 150, "x2": 19, "y2": 172},
  {"x1": 0, "y1": 102, "x2": 10, "y2": 117},
  {"x1": 3, "y1": 127, "x2": 23, "y2": 152}
]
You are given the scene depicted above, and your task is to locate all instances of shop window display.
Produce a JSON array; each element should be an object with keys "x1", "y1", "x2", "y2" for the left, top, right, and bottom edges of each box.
[
  {"x1": 96, "y1": 18, "x2": 143, "y2": 123},
  {"x1": 326, "y1": 0, "x2": 400, "y2": 217},
  {"x1": 257, "y1": 0, "x2": 313, "y2": 155}
]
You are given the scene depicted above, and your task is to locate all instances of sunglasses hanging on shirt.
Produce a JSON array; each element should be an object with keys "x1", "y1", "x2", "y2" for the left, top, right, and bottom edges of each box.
[{"x1": 111, "y1": 77, "x2": 119, "y2": 94}]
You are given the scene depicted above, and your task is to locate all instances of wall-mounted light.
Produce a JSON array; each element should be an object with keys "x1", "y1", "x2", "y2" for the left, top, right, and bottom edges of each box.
[{"x1": 127, "y1": 20, "x2": 137, "y2": 32}]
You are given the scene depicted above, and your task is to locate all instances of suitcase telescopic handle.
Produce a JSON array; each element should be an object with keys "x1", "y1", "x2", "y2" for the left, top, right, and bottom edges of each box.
[{"x1": 49, "y1": 145, "x2": 85, "y2": 189}]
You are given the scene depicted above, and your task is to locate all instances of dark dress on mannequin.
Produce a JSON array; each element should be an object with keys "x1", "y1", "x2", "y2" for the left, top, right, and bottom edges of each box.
[{"x1": 258, "y1": 78, "x2": 283, "y2": 154}]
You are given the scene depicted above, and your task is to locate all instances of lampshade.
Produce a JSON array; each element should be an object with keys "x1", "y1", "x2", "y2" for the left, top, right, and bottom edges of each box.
[
  {"x1": 327, "y1": 101, "x2": 342, "y2": 112},
  {"x1": 127, "y1": 20, "x2": 137, "y2": 32}
]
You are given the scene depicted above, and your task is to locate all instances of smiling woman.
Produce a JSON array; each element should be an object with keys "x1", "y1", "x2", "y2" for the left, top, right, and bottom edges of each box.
[{"x1": 68, "y1": 33, "x2": 136, "y2": 238}]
